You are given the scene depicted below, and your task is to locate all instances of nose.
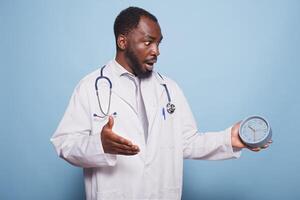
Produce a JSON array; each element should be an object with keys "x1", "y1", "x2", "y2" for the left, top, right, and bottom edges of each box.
[{"x1": 150, "y1": 44, "x2": 160, "y2": 57}]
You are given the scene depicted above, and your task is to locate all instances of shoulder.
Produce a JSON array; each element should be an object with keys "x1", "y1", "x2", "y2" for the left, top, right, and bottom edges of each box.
[
  {"x1": 81, "y1": 66, "x2": 103, "y2": 84},
  {"x1": 153, "y1": 71, "x2": 182, "y2": 91},
  {"x1": 73, "y1": 68, "x2": 100, "y2": 92},
  {"x1": 76, "y1": 59, "x2": 115, "y2": 89},
  {"x1": 153, "y1": 71, "x2": 188, "y2": 105},
  {"x1": 72, "y1": 61, "x2": 112, "y2": 96},
  {"x1": 78, "y1": 60, "x2": 115, "y2": 88}
]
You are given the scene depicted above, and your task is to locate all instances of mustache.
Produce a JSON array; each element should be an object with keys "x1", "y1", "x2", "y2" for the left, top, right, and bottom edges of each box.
[{"x1": 145, "y1": 57, "x2": 157, "y2": 63}]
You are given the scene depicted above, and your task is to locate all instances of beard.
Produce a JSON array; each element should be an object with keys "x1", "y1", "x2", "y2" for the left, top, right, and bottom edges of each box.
[{"x1": 125, "y1": 48, "x2": 152, "y2": 79}]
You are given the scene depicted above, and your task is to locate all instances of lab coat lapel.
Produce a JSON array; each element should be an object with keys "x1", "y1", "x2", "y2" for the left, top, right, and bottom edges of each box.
[
  {"x1": 141, "y1": 73, "x2": 166, "y2": 135},
  {"x1": 105, "y1": 63, "x2": 138, "y2": 115}
]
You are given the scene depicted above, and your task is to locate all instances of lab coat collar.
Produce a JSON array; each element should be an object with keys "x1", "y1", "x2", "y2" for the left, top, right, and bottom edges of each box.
[
  {"x1": 105, "y1": 60, "x2": 167, "y2": 135},
  {"x1": 112, "y1": 59, "x2": 136, "y2": 78},
  {"x1": 104, "y1": 60, "x2": 137, "y2": 114}
]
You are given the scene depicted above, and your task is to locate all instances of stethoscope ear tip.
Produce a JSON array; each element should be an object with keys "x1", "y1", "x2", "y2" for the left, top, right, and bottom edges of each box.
[{"x1": 112, "y1": 112, "x2": 117, "y2": 117}]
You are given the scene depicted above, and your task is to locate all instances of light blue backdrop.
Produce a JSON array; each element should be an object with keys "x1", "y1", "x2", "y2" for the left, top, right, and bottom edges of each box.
[{"x1": 1, "y1": 0, "x2": 299, "y2": 199}]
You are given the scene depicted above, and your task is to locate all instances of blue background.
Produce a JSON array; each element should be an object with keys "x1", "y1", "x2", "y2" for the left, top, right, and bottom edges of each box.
[{"x1": 1, "y1": 0, "x2": 299, "y2": 199}]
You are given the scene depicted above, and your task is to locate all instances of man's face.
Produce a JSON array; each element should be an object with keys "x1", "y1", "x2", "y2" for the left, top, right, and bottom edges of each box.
[{"x1": 125, "y1": 16, "x2": 163, "y2": 78}]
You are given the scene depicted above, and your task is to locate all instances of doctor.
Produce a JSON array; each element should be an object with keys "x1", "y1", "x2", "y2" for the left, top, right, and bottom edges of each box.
[{"x1": 51, "y1": 7, "x2": 270, "y2": 200}]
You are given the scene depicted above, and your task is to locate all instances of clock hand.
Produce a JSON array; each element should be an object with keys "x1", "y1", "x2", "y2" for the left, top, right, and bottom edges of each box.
[
  {"x1": 248, "y1": 125, "x2": 256, "y2": 132},
  {"x1": 248, "y1": 125, "x2": 256, "y2": 142}
]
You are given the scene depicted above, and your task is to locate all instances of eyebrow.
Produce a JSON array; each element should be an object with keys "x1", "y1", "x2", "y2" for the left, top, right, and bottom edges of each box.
[{"x1": 145, "y1": 35, "x2": 163, "y2": 43}]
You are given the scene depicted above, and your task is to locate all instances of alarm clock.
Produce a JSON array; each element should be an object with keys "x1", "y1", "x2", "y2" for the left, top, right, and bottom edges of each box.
[{"x1": 239, "y1": 115, "x2": 272, "y2": 148}]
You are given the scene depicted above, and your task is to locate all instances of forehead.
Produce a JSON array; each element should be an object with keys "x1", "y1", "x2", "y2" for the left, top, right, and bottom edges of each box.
[{"x1": 130, "y1": 16, "x2": 162, "y2": 39}]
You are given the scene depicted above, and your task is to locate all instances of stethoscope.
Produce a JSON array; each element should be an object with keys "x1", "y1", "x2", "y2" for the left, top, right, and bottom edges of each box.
[{"x1": 93, "y1": 65, "x2": 175, "y2": 118}]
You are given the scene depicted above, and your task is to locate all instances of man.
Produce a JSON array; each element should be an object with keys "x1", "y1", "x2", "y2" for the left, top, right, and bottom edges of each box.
[{"x1": 51, "y1": 7, "x2": 270, "y2": 200}]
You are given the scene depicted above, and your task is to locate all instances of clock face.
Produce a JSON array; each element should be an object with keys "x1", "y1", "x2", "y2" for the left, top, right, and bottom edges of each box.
[{"x1": 240, "y1": 117, "x2": 269, "y2": 144}]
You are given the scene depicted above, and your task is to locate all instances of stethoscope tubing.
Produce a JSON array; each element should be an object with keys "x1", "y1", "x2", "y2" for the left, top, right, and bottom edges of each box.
[
  {"x1": 94, "y1": 66, "x2": 112, "y2": 118},
  {"x1": 94, "y1": 65, "x2": 175, "y2": 117}
]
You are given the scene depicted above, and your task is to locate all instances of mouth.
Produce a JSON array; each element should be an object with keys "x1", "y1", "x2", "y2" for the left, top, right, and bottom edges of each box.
[{"x1": 144, "y1": 58, "x2": 157, "y2": 71}]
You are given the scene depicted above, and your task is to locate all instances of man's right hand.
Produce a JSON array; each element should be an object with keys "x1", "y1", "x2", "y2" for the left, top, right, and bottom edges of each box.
[{"x1": 101, "y1": 116, "x2": 140, "y2": 155}]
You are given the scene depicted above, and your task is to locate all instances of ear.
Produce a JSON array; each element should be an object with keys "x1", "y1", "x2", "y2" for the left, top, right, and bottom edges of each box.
[{"x1": 117, "y1": 34, "x2": 127, "y2": 50}]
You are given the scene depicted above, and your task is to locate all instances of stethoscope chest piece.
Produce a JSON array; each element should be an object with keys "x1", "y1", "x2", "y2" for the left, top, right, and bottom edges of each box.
[{"x1": 166, "y1": 102, "x2": 175, "y2": 114}]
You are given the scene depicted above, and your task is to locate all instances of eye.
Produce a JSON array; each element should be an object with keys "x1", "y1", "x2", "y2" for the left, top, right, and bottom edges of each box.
[{"x1": 144, "y1": 41, "x2": 151, "y2": 46}]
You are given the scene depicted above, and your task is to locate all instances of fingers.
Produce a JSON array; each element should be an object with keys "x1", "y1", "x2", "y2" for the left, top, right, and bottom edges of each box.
[
  {"x1": 250, "y1": 147, "x2": 261, "y2": 152},
  {"x1": 101, "y1": 120, "x2": 140, "y2": 155},
  {"x1": 110, "y1": 132, "x2": 133, "y2": 146},
  {"x1": 104, "y1": 140, "x2": 139, "y2": 155},
  {"x1": 109, "y1": 133, "x2": 140, "y2": 154},
  {"x1": 103, "y1": 117, "x2": 134, "y2": 146},
  {"x1": 110, "y1": 141, "x2": 140, "y2": 155},
  {"x1": 105, "y1": 116, "x2": 114, "y2": 129},
  {"x1": 261, "y1": 140, "x2": 273, "y2": 149},
  {"x1": 108, "y1": 134, "x2": 139, "y2": 151},
  {"x1": 268, "y1": 140, "x2": 273, "y2": 144},
  {"x1": 249, "y1": 140, "x2": 273, "y2": 152}
]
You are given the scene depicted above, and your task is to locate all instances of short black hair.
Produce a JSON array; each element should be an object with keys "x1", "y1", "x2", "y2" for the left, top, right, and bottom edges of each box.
[{"x1": 113, "y1": 7, "x2": 158, "y2": 44}]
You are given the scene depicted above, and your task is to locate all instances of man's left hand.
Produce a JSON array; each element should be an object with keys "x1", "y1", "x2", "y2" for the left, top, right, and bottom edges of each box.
[{"x1": 231, "y1": 121, "x2": 272, "y2": 152}]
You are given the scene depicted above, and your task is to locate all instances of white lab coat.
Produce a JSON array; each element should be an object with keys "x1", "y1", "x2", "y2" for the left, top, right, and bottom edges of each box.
[{"x1": 51, "y1": 60, "x2": 240, "y2": 200}]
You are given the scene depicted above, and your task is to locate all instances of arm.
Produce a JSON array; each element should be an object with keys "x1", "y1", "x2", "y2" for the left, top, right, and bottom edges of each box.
[
  {"x1": 177, "y1": 85, "x2": 271, "y2": 159},
  {"x1": 50, "y1": 81, "x2": 116, "y2": 168},
  {"x1": 174, "y1": 84, "x2": 241, "y2": 160},
  {"x1": 50, "y1": 81, "x2": 139, "y2": 168}
]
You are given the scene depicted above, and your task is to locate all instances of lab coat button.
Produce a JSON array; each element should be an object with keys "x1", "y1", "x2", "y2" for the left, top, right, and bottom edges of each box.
[{"x1": 145, "y1": 161, "x2": 150, "y2": 167}]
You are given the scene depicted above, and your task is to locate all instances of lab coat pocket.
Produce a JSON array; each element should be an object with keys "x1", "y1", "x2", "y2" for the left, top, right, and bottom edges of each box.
[
  {"x1": 159, "y1": 119, "x2": 176, "y2": 150},
  {"x1": 96, "y1": 190, "x2": 124, "y2": 200}
]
